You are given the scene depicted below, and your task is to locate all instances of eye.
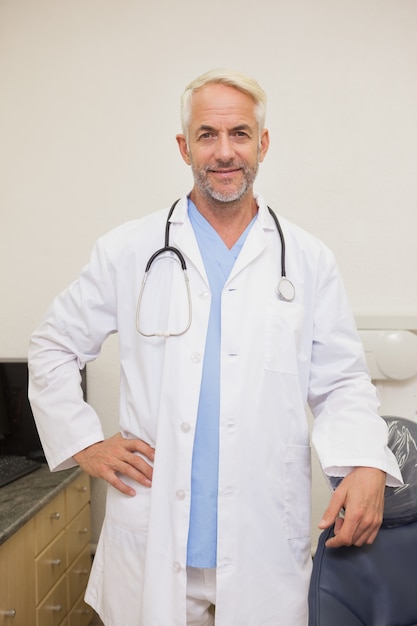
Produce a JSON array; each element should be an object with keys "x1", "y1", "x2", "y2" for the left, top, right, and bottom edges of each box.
[
  {"x1": 231, "y1": 130, "x2": 251, "y2": 140},
  {"x1": 197, "y1": 130, "x2": 216, "y2": 141}
]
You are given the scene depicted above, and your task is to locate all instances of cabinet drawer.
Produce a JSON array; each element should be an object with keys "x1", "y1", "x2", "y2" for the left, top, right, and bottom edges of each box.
[
  {"x1": 36, "y1": 576, "x2": 68, "y2": 626},
  {"x1": 68, "y1": 594, "x2": 93, "y2": 626},
  {"x1": 36, "y1": 530, "x2": 67, "y2": 602},
  {"x1": 66, "y1": 473, "x2": 90, "y2": 522},
  {"x1": 0, "y1": 519, "x2": 36, "y2": 626},
  {"x1": 67, "y1": 544, "x2": 91, "y2": 606},
  {"x1": 66, "y1": 505, "x2": 91, "y2": 565},
  {"x1": 36, "y1": 491, "x2": 66, "y2": 554}
]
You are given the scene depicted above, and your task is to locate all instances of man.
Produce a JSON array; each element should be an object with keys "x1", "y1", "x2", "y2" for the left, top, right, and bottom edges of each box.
[{"x1": 28, "y1": 69, "x2": 402, "y2": 626}]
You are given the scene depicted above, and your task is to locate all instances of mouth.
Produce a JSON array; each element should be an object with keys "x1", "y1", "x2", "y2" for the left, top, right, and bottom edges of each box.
[{"x1": 209, "y1": 167, "x2": 241, "y2": 179}]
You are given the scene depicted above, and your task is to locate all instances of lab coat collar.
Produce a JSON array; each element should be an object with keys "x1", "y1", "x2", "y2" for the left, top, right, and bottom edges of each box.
[
  {"x1": 168, "y1": 193, "x2": 277, "y2": 286},
  {"x1": 167, "y1": 193, "x2": 277, "y2": 231}
]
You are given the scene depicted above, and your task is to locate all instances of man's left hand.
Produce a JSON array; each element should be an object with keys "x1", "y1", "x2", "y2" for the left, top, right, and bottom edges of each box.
[{"x1": 319, "y1": 466, "x2": 386, "y2": 548}]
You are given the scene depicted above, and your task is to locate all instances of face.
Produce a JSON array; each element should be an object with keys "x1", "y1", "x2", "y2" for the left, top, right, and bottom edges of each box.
[{"x1": 176, "y1": 83, "x2": 269, "y2": 205}]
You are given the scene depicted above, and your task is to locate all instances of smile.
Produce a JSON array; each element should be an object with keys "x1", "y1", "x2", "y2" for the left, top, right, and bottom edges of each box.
[{"x1": 209, "y1": 168, "x2": 241, "y2": 178}]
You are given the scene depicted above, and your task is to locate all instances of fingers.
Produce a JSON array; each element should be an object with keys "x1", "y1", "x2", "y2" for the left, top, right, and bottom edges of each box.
[
  {"x1": 318, "y1": 489, "x2": 345, "y2": 531},
  {"x1": 324, "y1": 511, "x2": 381, "y2": 549},
  {"x1": 319, "y1": 467, "x2": 386, "y2": 549},
  {"x1": 73, "y1": 434, "x2": 155, "y2": 496}
]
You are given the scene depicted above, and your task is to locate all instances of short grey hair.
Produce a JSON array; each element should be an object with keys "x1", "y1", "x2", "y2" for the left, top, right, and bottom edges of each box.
[{"x1": 180, "y1": 68, "x2": 267, "y2": 137}]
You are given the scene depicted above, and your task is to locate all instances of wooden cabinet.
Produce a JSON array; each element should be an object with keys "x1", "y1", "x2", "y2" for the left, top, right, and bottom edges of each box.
[
  {"x1": 0, "y1": 518, "x2": 36, "y2": 625},
  {"x1": 0, "y1": 472, "x2": 93, "y2": 626}
]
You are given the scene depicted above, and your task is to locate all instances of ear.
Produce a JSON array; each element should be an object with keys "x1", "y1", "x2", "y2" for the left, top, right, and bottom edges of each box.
[
  {"x1": 258, "y1": 128, "x2": 270, "y2": 163},
  {"x1": 176, "y1": 134, "x2": 191, "y2": 165}
]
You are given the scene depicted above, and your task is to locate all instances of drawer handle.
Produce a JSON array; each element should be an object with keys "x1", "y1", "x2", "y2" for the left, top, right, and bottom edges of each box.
[
  {"x1": 48, "y1": 604, "x2": 63, "y2": 613},
  {"x1": 75, "y1": 608, "x2": 91, "y2": 615},
  {"x1": 0, "y1": 609, "x2": 16, "y2": 618},
  {"x1": 78, "y1": 485, "x2": 88, "y2": 493},
  {"x1": 49, "y1": 558, "x2": 62, "y2": 566},
  {"x1": 74, "y1": 568, "x2": 90, "y2": 575},
  {"x1": 78, "y1": 527, "x2": 89, "y2": 534},
  {"x1": 50, "y1": 512, "x2": 61, "y2": 520}
]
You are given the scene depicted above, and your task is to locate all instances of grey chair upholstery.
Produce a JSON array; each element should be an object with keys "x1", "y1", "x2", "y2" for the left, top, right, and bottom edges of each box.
[{"x1": 308, "y1": 416, "x2": 417, "y2": 626}]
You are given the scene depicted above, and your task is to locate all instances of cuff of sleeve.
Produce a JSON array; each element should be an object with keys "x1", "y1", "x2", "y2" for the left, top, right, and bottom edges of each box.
[{"x1": 324, "y1": 462, "x2": 404, "y2": 489}]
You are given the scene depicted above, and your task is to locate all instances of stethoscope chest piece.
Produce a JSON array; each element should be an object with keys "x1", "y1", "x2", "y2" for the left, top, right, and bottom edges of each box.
[{"x1": 276, "y1": 277, "x2": 295, "y2": 302}]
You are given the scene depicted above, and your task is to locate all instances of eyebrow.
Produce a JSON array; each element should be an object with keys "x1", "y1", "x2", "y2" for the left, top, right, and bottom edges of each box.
[{"x1": 195, "y1": 123, "x2": 254, "y2": 134}]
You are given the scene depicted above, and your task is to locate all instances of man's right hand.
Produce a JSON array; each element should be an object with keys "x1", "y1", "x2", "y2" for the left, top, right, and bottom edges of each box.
[{"x1": 73, "y1": 433, "x2": 155, "y2": 496}]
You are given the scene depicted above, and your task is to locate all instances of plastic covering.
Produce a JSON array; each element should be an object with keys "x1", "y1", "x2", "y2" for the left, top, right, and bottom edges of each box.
[
  {"x1": 382, "y1": 416, "x2": 417, "y2": 527},
  {"x1": 328, "y1": 416, "x2": 417, "y2": 526}
]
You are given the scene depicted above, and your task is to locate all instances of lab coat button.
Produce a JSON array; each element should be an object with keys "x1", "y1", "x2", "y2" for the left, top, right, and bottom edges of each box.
[
  {"x1": 176, "y1": 489, "x2": 186, "y2": 500},
  {"x1": 172, "y1": 561, "x2": 182, "y2": 573},
  {"x1": 191, "y1": 352, "x2": 201, "y2": 363},
  {"x1": 181, "y1": 421, "x2": 191, "y2": 433},
  {"x1": 198, "y1": 290, "x2": 209, "y2": 299}
]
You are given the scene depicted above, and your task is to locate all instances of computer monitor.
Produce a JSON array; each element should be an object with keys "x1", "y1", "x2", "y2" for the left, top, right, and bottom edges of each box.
[{"x1": 0, "y1": 360, "x2": 86, "y2": 458}]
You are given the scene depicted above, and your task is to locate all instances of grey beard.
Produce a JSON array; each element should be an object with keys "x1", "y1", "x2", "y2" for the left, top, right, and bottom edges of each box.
[{"x1": 191, "y1": 160, "x2": 259, "y2": 204}]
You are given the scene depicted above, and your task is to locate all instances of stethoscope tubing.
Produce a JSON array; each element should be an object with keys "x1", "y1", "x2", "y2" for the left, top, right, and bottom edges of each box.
[
  {"x1": 267, "y1": 207, "x2": 287, "y2": 279},
  {"x1": 136, "y1": 199, "x2": 295, "y2": 337}
]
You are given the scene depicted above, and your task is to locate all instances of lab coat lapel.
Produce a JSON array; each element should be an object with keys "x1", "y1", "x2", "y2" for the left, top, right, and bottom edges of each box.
[
  {"x1": 226, "y1": 220, "x2": 266, "y2": 285},
  {"x1": 226, "y1": 203, "x2": 276, "y2": 284},
  {"x1": 169, "y1": 196, "x2": 208, "y2": 285}
]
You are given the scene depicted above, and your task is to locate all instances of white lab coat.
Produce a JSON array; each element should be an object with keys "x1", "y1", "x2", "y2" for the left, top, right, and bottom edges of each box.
[{"x1": 28, "y1": 195, "x2": 402, "y2": 626}]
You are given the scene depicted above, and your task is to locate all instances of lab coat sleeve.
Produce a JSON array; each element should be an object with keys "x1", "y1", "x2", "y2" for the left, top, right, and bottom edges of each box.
[
  {"x1": 28, "y1": 237, "x2": 118, "y2": 471},
  {"x1": 308, "y1": 247, "x2": 403, "y2": 487}
]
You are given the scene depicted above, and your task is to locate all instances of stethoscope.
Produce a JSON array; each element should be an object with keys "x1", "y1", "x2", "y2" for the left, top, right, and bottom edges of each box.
[{"x1": 136, "y1": 199, "x2": 295, "y2": 338}]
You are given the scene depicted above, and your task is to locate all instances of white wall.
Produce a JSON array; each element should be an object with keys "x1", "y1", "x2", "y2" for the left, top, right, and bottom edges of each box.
[{"x1": 1, "y1": 0, "x2": 416, "y2": 543}]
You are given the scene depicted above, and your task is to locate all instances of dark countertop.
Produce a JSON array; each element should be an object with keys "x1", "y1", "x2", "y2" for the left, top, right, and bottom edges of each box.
[{"x1": 0, "y1": 464, "x2": 82, "y2": 545}]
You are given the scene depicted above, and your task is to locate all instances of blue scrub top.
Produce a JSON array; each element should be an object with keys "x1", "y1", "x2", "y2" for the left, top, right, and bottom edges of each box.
[{"x1": 186, "y1": 199, "x2": 255, "y2": 568}]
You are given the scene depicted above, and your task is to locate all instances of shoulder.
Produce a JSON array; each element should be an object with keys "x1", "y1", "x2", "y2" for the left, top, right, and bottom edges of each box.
[
  {"x1": 280, "y1": 216, "x2": 333, "y2": 256},
  {"x1": 257, "y1": 197, "x2": 336, "y2": 267},
  {"x1": 280, "y1": 217, "x2": 342, "y2": 291},
  {"x1": 96, "y1": 197, "x2": 189, "y2": 254},
  {"x1": 98, "y1": 207, "x2": 169, "y2": 251}
]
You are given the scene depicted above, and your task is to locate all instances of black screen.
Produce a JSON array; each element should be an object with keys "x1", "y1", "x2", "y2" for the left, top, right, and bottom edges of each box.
[{"x1": 0, "y1": 361, "x2": 86, "y2": 458}]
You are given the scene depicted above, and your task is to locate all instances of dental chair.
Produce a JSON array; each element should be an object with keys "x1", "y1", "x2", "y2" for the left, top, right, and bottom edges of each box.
[{"x1": 308, "y1": 416, "x2": 417, "y2": 626}]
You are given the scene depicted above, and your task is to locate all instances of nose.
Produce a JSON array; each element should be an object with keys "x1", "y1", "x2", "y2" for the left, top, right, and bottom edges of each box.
[{"x1": 214, "y1": 132, "x2": 235, "y2": 162}]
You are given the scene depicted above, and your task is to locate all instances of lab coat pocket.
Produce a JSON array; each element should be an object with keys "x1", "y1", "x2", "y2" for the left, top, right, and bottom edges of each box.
[
  {"x1": 106, "y1": 479, "x2": 151, "y2": 533},
  {"x1": 284, "y1": 444, "x2": 311, "y2": 540},
  {"x1": 264, "y1": 299, "x2": 304, "y2": 373}
]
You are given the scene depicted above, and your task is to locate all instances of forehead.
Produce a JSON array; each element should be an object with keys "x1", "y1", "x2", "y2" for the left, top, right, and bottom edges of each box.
[{"x1": 189, "y1": 83, "x2": 258, "y2": 128}]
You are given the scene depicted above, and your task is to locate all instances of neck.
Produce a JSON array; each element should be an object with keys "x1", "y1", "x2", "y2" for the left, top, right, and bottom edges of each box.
[{"x1": 189, "y1": 189, "x2": 257, "y2": 249}]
